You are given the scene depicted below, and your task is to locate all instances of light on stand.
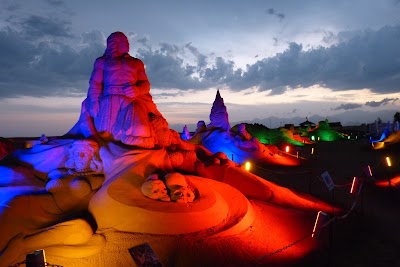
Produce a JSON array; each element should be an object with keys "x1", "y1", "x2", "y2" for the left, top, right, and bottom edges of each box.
[
  {"x1": 244, "y1": 161, "x2": 251, "y2": 172},
  {"x1": 312, "y1": 211, "x2": 330, "y2": 238},
  {"x1": 386, "y1": 156, "x2": 392, "y2": 167},
  {"x1": 365, "y1": 165, "x2": 373, "y2": 178},
  {"x1": 285, "y1": 145, "x2": 290, "y2": 153},
  {"x1": 350, "y1": 177, "x2": 361, "y2": 194},
  {"x1": 385, "y1": 157, "x2": 393, "y2": 188}
]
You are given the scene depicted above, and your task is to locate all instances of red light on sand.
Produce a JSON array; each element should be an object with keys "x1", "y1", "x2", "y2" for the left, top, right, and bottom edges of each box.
[
  {"x1": 312, "y1": 211, "x2": 330, "y2": 238},
  {"x1": 376, "y1": 176, "x2": 400, "y2": 187},
  {"x1": 285, "y1": 146, "x2": 290, "y2": 153}
]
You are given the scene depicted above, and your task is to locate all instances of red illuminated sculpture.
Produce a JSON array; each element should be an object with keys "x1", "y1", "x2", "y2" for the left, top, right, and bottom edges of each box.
[{"x1": 67, "y1": 31, "x2": 169, "y2": 148}]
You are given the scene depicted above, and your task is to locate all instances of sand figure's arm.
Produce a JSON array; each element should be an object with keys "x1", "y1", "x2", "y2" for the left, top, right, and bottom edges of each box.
[
  {"x1": 87, "y1": 58, "x2": 104, "y2": 118},
  {"x1": 121, "y1": 58, "x2": 150, "y2": 98},
  {"x1": 0, "y1": 219, "x2": 105, "y2": 267}
]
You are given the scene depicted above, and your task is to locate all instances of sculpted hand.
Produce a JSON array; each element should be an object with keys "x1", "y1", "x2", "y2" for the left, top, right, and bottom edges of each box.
[{"x1": 123, "y1": 85, "x2": 141, "y2": 98}]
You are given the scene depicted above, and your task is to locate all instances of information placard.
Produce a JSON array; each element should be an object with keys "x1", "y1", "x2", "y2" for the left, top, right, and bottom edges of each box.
[{"x1": 320, "y1": 171, "x2": 335, "y2": 191}]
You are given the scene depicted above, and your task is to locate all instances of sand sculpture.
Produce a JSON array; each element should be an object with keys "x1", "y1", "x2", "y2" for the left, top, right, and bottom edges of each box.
[
  {"x1": 0, "y1": 32, "x2": 340, "y2": 266},
  {"x1": 186, "y1": 90, "x2": 301, "y2": 165},
  {"x1": 369, "y1": 121, "x2": 400, "y2": 149},
  {"x1": 308, "y1": 120, "x2": 345, "y2": 142},
  {"x1": 0, "y1": 137, "x2": 15, "y2": 160},
  {"x1": 180, "y1": 125, "x2": 192, "y2": 141},
  {"x1": 0, "y1": 139, "x2": 105, "y2": 266},
  {"x1": 234, "y1": 123, "x2": 311, "y2": 148}
]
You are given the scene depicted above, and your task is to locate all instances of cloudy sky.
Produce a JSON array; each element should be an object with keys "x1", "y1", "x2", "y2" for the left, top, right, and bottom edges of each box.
[{"x1": 0, "y1": 0, "x2": 400, "y2": 137}]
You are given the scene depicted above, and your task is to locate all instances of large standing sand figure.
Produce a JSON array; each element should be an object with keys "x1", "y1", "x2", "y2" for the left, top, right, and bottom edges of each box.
[{"x1": 67, "y1": 31, "x2": 168, "y2": 148}]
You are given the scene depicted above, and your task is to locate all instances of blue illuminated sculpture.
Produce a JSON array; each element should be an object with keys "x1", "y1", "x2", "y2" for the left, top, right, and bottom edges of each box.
[{"x1": 187, "y1": 90, "x2": 301, "y2": 166}]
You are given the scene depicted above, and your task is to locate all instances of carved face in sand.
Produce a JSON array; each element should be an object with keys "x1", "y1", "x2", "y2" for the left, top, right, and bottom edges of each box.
[
  {"x1": 165, "y1": 173, "x2": 195, "y2": 203},
  {"x1": 141, "y1": 174, "x2": 171, "y2": 202},
  {"x1": 65, "y1": 140, "x2": 102, "y2": 173}
]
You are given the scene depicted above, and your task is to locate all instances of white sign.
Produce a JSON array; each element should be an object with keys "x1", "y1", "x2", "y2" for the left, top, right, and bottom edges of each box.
[{"x1": 320, "y1": 171, "x2": 335, "y2": 191}]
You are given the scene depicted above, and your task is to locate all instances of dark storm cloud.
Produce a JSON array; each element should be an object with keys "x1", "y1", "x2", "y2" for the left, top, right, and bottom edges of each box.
[
  {"x1": 1, "y1": 20, "x2": 400, "y2": 98},
  {"x1": 365, "y1": 98, "x2": 399, "y2": 107},
  {"x1": 19, "y1": 15, "x2": 72, "y2": 38},
  {"x1": 136, "y1": 36, "x2": 152, "y2": 50},
  {"x1": 332, "y1": 103, "x2": 363, "y2": 111},
  {"x1": 46, "y1": 0, "x2": 65, "y2": 7},
  {"x1": 201, "y1": 57, "x2": 237, "y2": 84},
  {"x1": 137, "y1": 46, "x2": 207, "y2": 90},
  {"x1": 322, "y1": 31, "x2": 336, "y2": 45},
  {"x1": 159, "y1": 42, "x2": 181, "y2": 54},
  {"x1": 0, "y1": 27, "x2": 105, "y2": 98},
  {"x1": 266, "y1": 8, "x2": 285, "y2": 20},
  {"x1": 135, "y1": 41, "x2": 212, "y2": 90},
  {"x1": 2, "y1": 0, "x2": 20, "y2": 11},
  {"x1": 185, "y1": 42, "x2": 208, "y2": 70},
  {"x1": 225, "y1": 25, "x2": 400, "y2": 94}
]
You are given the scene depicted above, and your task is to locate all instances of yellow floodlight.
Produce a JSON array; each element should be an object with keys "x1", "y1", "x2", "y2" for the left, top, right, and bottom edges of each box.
[
  {"x1": 386, "y1": 156, "x2": 392, "y2": 167},
  {"x1": 244, "y1": 161, "x2": 251, "y2": 171}
]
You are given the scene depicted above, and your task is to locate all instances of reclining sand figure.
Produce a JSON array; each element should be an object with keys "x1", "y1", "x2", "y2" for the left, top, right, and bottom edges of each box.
[{"x1": 0, "y1": 139, "x2": 105, "y2": 267}]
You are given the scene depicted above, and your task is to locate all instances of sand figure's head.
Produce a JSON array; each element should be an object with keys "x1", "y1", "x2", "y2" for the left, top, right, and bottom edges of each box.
[
  {"x1": 104, "y1": 31, "x2": 129, "y2": 58},
  {"x1": 65, "y1": 139, "x2": 103, "y2": 173}
]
